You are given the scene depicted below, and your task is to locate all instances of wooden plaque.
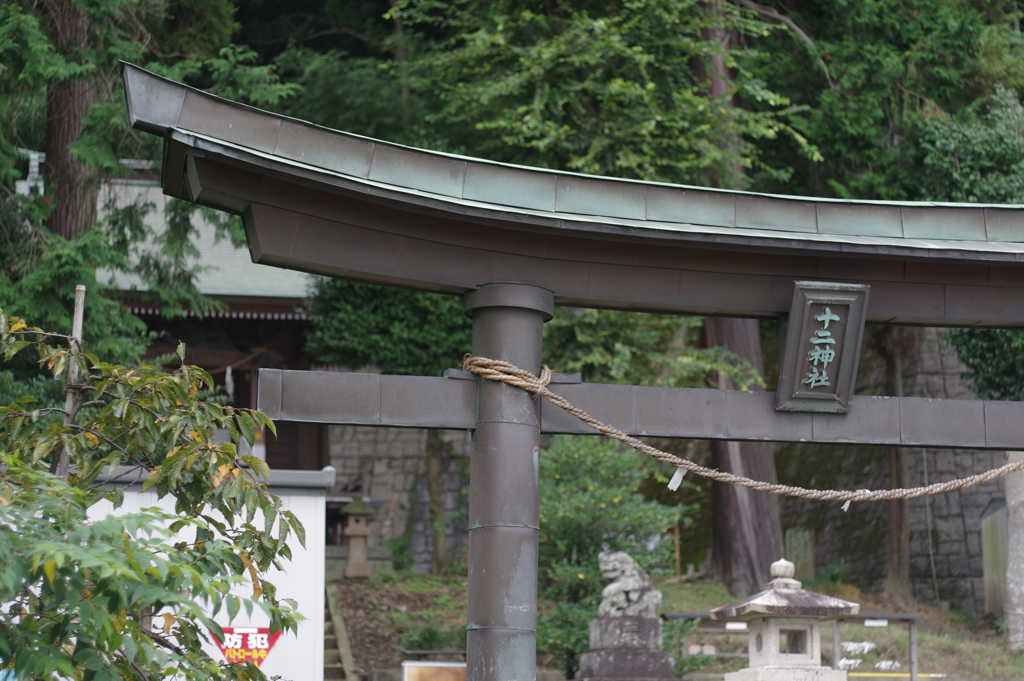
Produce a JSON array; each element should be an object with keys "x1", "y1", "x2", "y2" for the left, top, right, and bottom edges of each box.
[{"x1": 776, "y1": 281, "x2": 870, "y2": 413}]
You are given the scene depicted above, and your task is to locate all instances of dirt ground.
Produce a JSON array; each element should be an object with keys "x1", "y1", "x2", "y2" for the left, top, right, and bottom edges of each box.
[
  {"x1": 334, "y1": 571, "x2": 1024, "y2": 678},
  {"x1": 333, "y1": 573, "x2": 468, "y2": 676}
]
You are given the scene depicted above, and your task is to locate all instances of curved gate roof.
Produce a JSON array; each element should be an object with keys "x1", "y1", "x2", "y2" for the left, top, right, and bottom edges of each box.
[{"x1": 121, "y1": 63, "x2": 1024, "y2": 327}]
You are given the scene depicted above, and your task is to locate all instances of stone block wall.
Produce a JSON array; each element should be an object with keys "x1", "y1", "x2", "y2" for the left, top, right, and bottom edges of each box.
[
  {"x1": 778, "y1": 328, "x2": 1005, "y2": 612},
  {"x1": 326, "y1": 424, "x2": 472, "y2": 574}
]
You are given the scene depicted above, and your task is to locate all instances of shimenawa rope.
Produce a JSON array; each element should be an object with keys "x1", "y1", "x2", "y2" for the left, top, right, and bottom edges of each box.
[{"x1": 462, "y1": 356, "x2": 1024, "y2": 503}]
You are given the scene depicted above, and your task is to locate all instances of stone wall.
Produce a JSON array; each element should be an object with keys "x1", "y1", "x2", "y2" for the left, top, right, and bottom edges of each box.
[
  {"x1": 326, "y1": 424, "x2": 472, "y2": 574},
  {"x1": 778, "y1": 328, "x2": 1004, "y2": 612}
]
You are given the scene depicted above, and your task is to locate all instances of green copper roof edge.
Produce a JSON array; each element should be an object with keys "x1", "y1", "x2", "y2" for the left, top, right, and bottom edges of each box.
[
  {"x1": 174, "y1": 128, "x2": 1024, "y2": 262},
  {"x1": 124, "y1": 62, "x2": 1024, "y2": 253}
]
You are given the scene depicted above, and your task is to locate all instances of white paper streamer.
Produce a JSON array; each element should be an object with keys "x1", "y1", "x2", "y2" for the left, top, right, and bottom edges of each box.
[
  {"x1": 668, "y1": 467, "x2": 687, "y2": 491},
  {"x1": 842, "y1": 490, "x2": 871, "y2": 512}
]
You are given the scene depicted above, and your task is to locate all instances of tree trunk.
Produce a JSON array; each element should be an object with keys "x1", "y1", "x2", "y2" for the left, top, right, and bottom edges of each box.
[
  {"x1": 884, "y1": 348, "x2": 911, "y2": 602},
  {"x1": 44, "y1": 0, "x2": 97, "y2": 241},
  {"x1": 704, "y1": 317, "x2": 784, "y2": 596},
  {"x1": 425, "y1": 429, "x2": 451, "y2": 573},
  {"x1": 872, "y1": 327, "x2": 917, "y2": 602}
]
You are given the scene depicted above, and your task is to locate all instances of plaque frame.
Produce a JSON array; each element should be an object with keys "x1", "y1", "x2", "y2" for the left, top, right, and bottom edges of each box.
[{"x1": 776, "y1": 281, "x2": 870, "y2": 413}]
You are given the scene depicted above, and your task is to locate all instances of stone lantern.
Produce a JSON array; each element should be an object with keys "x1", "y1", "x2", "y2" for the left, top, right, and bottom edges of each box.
[
  {"x1": 710, "y1": 559, "x2": 859, "y2": 681},
  {"x1": 341, "y1": 495, "x2": 374, "y2": 579}
]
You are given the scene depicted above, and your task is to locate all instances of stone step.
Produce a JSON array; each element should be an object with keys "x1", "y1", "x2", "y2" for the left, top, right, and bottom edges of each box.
[
  {"x1": 324, "y1": 649, "x2": 340, "y2": 666},
  {"x1": 324, "y1": 621, "x2": 335, "y2": 635},
  {"x1": 324, "y1": 664, "x2": 345, "y2": 680},
  {"x1": 325, "y1": 635, "x2": 337, "y2": 648}
]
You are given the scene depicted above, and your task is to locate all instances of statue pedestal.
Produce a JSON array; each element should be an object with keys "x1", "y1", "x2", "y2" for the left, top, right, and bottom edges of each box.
[{"x1": 578, "y1": 617, "x2": 674, "y2": 681}]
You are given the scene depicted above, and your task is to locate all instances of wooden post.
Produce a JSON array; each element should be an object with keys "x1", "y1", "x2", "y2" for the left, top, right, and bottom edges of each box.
[
  {"x1": 832, "y1": 619, "x2": 840, "y2": 670},
  {"x1": 909, "y1": 619, "x2": 918, "y2": 681},
  {"x1": 58, "y1": 284, "x2": 85, "y2": 482}
]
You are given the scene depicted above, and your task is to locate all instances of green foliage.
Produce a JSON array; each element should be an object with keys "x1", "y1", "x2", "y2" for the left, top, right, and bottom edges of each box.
[
  {"x1": 275, "y1": 48, "x2": 426, "y2": 143},
  {"x1": 747, "y1": 0, "x2": 1018, "y2": 199},
  {"x1": 918, "y1": 85, "x2": 1024, "y2": 203},
  {"x1": 400, "y1": 623, "x2": 466, "y2": 652},
  {"x1": 164, "y1": 0, "x2": 240, "y2": 59},
  {"x1": 536, "y1": 435, "x2": 686, "y2": 674},
  {"x1": 912, "y1": 85, "x2": 1024, "y2": 402},
  {"x1": 536, "y1": 602, "x2": 592, "y2": 677},
  {"x1": 150, "y1": 45, "x2": 301, "y2": 109},
  {"x1": 545, "y1": 307, "x2": 763, "y2": 389},
  {"x1": 945, "y1": 328, "x2": 1024, "y2": 401},
  {"x1": 0, "y1": 310, "x2": 303, "y2": 681},
  {"x1": 384, "y1": 527, "x2": 416, "y2": 572},
  {"x1": 394, "y1": 0, "x2": 819, "y2": 185},
  {"x1": 663, "y1": 618, "x2": 709, "y2": 676},
  {"x1": 306, "y1": 279, "x2": 472, "y2": 376},
  {"x1": 948, "y1": 601, "x2": 979, "y2": 631},
  {"x1": 0, "y1": 213, "x2": 149, "y2": 371}
]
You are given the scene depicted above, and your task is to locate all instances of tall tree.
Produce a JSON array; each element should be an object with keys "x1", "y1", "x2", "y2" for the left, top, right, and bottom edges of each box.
[
  {"x1": 695, "y1": 0, "x2": 786, "y2": 596},
  {"x1": 43, "y1": 0, "x2": 95, "y2": 240},
  {"x1": 703, "y1": 319, "x2": 784, "y2": 595},
  {"x1": 869, "y1": 326, "x2": 919, "y2": 603}
]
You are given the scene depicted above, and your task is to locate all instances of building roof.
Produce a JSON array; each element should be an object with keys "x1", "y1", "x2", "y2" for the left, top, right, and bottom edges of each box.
[{"x1": 100, "y1": 182, "x2": 311, "y2": 302}]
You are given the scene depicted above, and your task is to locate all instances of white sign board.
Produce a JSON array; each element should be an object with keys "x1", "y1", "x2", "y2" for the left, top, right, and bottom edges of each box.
[{"x1": 88, "y1": 482, "x2": 326, "y2": 681}]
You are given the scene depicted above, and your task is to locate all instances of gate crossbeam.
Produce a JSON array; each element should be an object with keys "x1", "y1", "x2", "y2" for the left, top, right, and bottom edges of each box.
[{"x1": 258, "y1": 368, "x2": 1022, "y2": 451}]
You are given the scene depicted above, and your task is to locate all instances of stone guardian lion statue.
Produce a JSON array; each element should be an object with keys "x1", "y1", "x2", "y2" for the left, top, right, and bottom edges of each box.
[{"x1": 596, "y1": 550, "x2": 662, "y2": 619}]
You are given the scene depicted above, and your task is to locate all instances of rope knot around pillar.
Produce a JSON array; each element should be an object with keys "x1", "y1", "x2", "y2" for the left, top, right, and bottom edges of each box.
[
  {"x1": 463, "y1": 355, "x2": 552, "y2": 397},
  {"x1": 461, "y1": 355, "x2": 1024, "y2": 503}
]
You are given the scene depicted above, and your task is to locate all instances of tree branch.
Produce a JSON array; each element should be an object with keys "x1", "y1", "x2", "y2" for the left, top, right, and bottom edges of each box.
[
  {"x1": 734, "y1": 0, "x2": 835, "y2": 89},
  {"x1": 140, "y1": 628, "x2": 186, "y2": 657}
]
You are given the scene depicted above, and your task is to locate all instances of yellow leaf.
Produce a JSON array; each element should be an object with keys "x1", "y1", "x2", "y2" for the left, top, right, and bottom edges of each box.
[
  {"x1": 576, "y1": 573, "x2": 585, "y2": 580},
  {"x1": 189, "y1": 430, "x2": 202, "y2": 442},
  {"x1": 9, "y1": 322, "x2": 26, "y2": 332},
  {"x1": 239, "y1": 551, "x2": 263, "y2": 597},
  {"x1": 43, "y1": 560, "x2": 55, "y2": 584},
  {"x1": 161, "y1": 612, "x2": 176, "y2": 635},
  {"x1": 0, "y1": 493, "x2": 9, "y2": 506},
  {"x1": 84, "y1": 432, "x2": 99, "y2": 446},
  {"x1": 211, "y1": 464, "x2": 233, "y2": 488}
]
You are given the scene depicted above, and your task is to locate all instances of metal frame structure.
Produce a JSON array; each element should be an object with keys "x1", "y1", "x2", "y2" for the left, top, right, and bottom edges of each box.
[{"x1": 120, "y1": 61, "x2": 1024, "y2": 681}]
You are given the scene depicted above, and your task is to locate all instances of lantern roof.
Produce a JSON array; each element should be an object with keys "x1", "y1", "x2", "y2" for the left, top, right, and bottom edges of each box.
[
  {"x1": 710, "y1": 559, "x2": 860, "y2": 621},
  {"x1": 341, "y1": 495, "x2": 375, "y2": 517}
]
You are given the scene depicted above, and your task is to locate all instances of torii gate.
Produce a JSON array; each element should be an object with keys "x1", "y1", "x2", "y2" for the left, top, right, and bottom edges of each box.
[{"x1": 122, "y1": 63, "x2": 1024, "y2": 680}]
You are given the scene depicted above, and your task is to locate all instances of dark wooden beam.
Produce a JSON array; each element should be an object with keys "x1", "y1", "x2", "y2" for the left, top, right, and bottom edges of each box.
[{"x1": 257, "y1": 369, "x2": 1024, "y2": 451}]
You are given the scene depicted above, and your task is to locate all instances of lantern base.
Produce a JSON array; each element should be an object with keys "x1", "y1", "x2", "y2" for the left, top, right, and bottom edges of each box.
[{"x1": 725, "y1": 666, "x2": 846, "y2": 681}]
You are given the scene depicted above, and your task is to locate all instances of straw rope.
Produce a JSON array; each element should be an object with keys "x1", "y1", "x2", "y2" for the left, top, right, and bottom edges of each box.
[{"x1": 462, "y1": 356, "x2": 1024, "y2": 503}]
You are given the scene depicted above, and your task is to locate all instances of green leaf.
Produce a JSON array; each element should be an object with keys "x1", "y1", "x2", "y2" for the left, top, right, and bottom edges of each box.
[
  {"x1": 241, "y1": 455, "x2": 270, "y2": 481},
  {"x1": 282, "y1": 510, "x2": 305, "y2": 549},
  {"x1": 236, "y1": 411, "x2": 256, "y2": 447}
]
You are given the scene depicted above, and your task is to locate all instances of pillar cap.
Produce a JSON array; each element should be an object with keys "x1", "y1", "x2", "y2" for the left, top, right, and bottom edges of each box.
[{"x1": 464, "y1": 282, "x2": 554, "y2": 320}]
